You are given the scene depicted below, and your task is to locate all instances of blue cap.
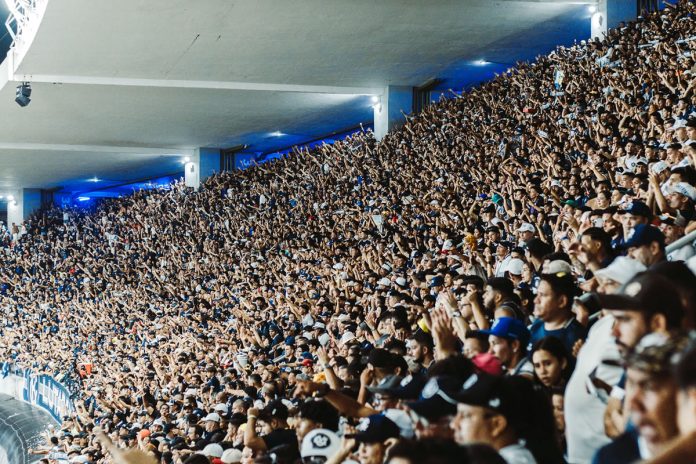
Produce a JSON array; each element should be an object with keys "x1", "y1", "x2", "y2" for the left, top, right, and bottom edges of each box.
[
  {"x1": 284, "y1": 336, "x2": 295, "y2": 345},
  {"x1": 477, "y1": 317, "x2": 530, "y2": 343},
  {"x1": 429, "y1": 276, "x2": 444, "y2": 288},
  {"x1": 622, "y1": 201, "x2": 652, "y2": 218},
  {"x1": 623, "y1": 224, "x2": 665, "y2": 249}
]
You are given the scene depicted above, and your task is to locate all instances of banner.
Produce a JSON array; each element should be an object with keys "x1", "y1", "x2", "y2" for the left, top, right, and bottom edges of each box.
[{"x1": 0, "y1": 364, "x2": 73, "y2": 424}]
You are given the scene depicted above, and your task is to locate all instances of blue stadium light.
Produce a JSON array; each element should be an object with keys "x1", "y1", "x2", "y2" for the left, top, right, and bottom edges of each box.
[
  {"x1": 77, "y1": 196, "x2": 90, "y2": 202},
  {"x1": 88, "y1": 177, "x2": 100, "y2": 182},
  {"x1": 270, "y1": 131, "x2": 285, "y2": 137},
  {"x1": 473, "y1": 59, "x2": 490, "y2": 66}
]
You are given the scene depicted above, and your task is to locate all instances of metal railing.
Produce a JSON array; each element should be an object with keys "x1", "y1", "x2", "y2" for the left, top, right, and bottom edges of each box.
[
  {"x1": 4, "y1": 0, "x2": 40, "y2": 46},
  {"x1": 666, "y1": 229, "x2": 696, "y2": 260}
]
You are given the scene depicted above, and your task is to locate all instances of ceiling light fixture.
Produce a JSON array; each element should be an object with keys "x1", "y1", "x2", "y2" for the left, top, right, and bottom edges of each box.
[
  {"x1": 89, "y1": 176, "x2": 100, "y2": 182},
  {"x1": 270, "y1": 131, "x2": 285, "y2": 137},
  {"x1": 588, "y1": 4, "x2": 597, "y2": 13},
  {"x1": 15, "y1": 82, "x2": 31, "y2": 107},
  {"x1": 473, "y1": 59, "x2": 490, "y2": 66}
]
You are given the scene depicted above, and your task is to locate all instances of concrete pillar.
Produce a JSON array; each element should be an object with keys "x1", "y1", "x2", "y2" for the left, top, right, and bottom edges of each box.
[
  {"x1": 373, "y1": 85, "x2": 413, "y2": 141},
  {"x1": 185, "y1": 148, "x2": 221, "y2": 190},
  {"x1": 7, "y1": 188, "x2": 41, "y2": 228},
  {"x1": 591, "y1": 0, "x2": 608, "y2": 40}
]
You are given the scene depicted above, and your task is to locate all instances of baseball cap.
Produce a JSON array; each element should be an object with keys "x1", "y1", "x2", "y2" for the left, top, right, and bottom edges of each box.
[
  {"x1": 593, "y1": 256, "x2": 646, "y2": 285},
  {"x1": 220, "y1": 448, "x2": 243, "y2": 464},
  {"x1": 300, "y1": 429, "x2": 340, "y2": 460},
  {"x1": 350, "y1": 414, "x2": 401, "y2": 443},
  {"x1": 621, "y1": 201, "x2": 652, "y2": 218},
  {"x1": 389, "y1": 374, "x2": 428, "y2": 400},
  {"x1": 596, "y1": 272, "x2": 684, "y2": 318},
  {"x1": 517, "y1": 223, "x2": 535, "y2": 233},
  {"x1": 506, "y1": 258, "x2": 524, "y2": 276},
  {"x1": 339, "y1": 331, "x2": 356, "y2": 346},
  {"x1": 202, "y1": 443, "x2": 224, "y2": 458},
  {"x1": 366, "y1": 374, "x2": 403, "y2": 394},
  {"x1": 623, "y1": 224, "x2": 665, "y2": 249},
  {"x1": 429, "y1": 276, "x2": 445, "y2": 288},
  {"x1": 476, "y1": 317, "x2": 530, "y2": 344},
  {"x1": 472, "y1": 352, "x2": 504, "y2": 376},
  {"x1": 666, "y1": 182, "x2": 696, "y2": 201},
  {"x1": 542, "y1": 260, "x2": 573, "y2": 274},
  {"x1": 440, "y1": 373, "x2": 511, "y2": 415},
  {"x1": 405, "y1": 376, "x2": 461, "y2": 421},
  {"x1": 202, "y1": 412, "x2": 221, "y2": 423},
  {"x1": 651, "y1": 161, "x2": 670, "y2": 174},
  {"x1": 615, "y1": 334, "x2": 690, "y2": 376}
]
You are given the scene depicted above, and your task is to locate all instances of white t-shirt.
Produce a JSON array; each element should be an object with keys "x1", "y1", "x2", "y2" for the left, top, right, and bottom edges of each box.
[
  {"x1": 564, "y1": 315, "x2": 624, "y2": 464},
  {"x1": 499, "y1": 443, "x2": 537, "y2": 464}
]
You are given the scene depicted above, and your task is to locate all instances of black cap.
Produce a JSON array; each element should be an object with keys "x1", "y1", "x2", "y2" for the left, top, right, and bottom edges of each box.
[
  {"x1": 389, "y1": 374, "x2": 428, "y2": 400},
  {"x1": 405, "y1": 376, "x2": 460, "y2": 420},
  {"x1": 366, "y1": 374, "x2": 403, "y2": 394},
  {"x1": 351, "y1": 414, "x2": 401, "y2": 443},
  {"x1": 596, "y1": 272, "x2": 684, "y2": 319}
]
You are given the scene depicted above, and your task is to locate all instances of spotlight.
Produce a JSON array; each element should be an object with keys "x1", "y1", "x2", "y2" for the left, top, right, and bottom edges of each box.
[
  {"x1": 371, "y1": 96, "x2": 379, "y2": 103},
  {"x1": 588, "y1": 4, "x2": 597, "y2": 13},
  {"x1": 15, "y1": 82, "x2": 31, "y2": 107},
  {"x1": 6, "y1": 195, "x2": 14, "y2": 201}
]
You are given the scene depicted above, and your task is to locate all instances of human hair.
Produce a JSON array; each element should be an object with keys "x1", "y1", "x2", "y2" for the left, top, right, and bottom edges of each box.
[
  {"x1": 504, "y1": 376, "x2": 565, "y2": 464},
  {"x1": 580, "y1": 227, "x2": 614, "y2": 257},
  {"x1": 539, "y1": 273, "x2": 577, "y2": 308},
  {"x1": 530, "y1": 336, "x2": 572, "y2": 385},
  {"x1": 297, "y1": 399, "x2": 340, "y2": 431},
  {"x1": 526, "y1": 239, "x2": 553, "y2": 262},
  {"x1": 674, "y1": 342, "x2": 696, "y2": 391},
  {"x1": 385, "y1": 438, "x2": 506, "y2": 464}
]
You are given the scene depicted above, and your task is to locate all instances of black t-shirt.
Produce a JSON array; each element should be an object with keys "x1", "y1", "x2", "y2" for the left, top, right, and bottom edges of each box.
[{"x1": 262, "y1": 428, "x2": 298, "y2": 451}]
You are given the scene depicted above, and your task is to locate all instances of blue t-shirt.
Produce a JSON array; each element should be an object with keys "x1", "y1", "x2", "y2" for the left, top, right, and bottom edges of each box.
[{"x1": 529, "y1": 317, "x2": 587, "y2": 354}]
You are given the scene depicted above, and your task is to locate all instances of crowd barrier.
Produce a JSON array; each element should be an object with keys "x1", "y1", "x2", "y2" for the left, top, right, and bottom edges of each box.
[
  {"x1": 0, "y1": 363, "x2": 73, "y2": 424},
  {"x1": 666, "y1": 229, "x2": 696, "y2": 261}
]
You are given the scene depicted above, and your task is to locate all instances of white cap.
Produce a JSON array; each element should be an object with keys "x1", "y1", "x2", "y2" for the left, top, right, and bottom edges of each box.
[
  {"x1": 339, "y1": 331, "x2": 356, "y2": 346},
  {"x1": 395, "y1": 277, "x2": 407, "y2": 287},
  {"x1": 593, "y1": 257, "x2": 646, "y2": 285},
  {"x1": 517, "y1": 222, "x2": 535, "y2": 233},
  {"x1": 377, "y1": 277, "x2": 392, "y2": 287},
  {"x1": 202, "y1": 443, "x2": 224, "y2": 458},
  {"x1": 337, "y1": 314, "x2": 351, "y2": 322},
  {"x1": 318, "y1": 333, "x2": 331, "y2": 347},
  {"x1": 214, "y1": 403, "x2": 229, "y2": 414},
  {"x1": 543, "y1": 260, "x2": 573, "y2": 274},
  {"x1": 441, "y1": 239, "x2": 454, "y2": 251},
  {"x1": 301, "y1": 429, "x2": 341, "y2": 459},
  {"x1": 667, "y1": 182, "x2": 696, "y2": 201},
  {"x1": 332, "y1": 263, "x2": 344, "y2": 270},
  {"x1": 651, "y1": 161, "x2": 670, "y2": 174},
  {"x1": 202, "y1": 412, "x2": 221, "y2": 423},
  {"x1": 506, "y1": 258, "x2": 525, "y2": 276},
  {"x1": 221, "y1": 448, "x2": 243, "y2": 464},
  {"x1": 491, "y1": 217, "x2": 504, "y2": 227}
]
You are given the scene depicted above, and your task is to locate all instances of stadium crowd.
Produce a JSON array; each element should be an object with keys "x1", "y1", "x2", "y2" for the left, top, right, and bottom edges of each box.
[{"x1": 4, "y1": 1, "x2": 696, "y2": 463}]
